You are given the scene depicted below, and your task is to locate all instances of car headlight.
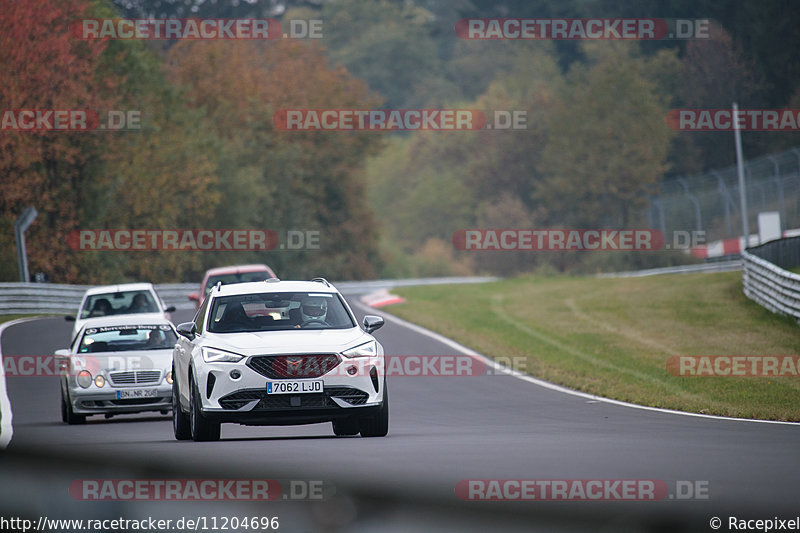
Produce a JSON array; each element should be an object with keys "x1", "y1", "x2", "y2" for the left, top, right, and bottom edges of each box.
[
  {"x1": 166, "y1": 371, "x2": 173, "y2": 384},
  {"x1": 201, "y1": 347, "x2": 244, "y2": 363},
  {"x1": 342, "y1": 341, "x2": 377, "y2": 358},
  {"x1": 94, "y1": 375, "x2": 105, "y2": 388},
  {"x1": 77, "y1": 370, "x2": 92, "y2": 388}
]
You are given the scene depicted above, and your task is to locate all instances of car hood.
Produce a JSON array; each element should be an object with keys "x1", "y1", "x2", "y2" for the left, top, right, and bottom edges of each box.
[
  {"x1": 76, "y1": 312, "x2": 167, "y2": 328},
  {"x1": 69, "y1": 349, "x2": 173, "y2": 373},
  {"x1": 204, "y1": 328, "x2": 371, "y2": 355}
]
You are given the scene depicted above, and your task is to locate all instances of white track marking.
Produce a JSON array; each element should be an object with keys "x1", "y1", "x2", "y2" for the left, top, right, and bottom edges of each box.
[{"x1": 353, "y1": 298, "x2": 800, "y2": 427}]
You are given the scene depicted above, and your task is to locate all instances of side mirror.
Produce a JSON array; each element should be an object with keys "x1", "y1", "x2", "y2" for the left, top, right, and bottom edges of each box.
[
  {"x1": 64, "y1": 315, "x2": 76, "y2": 322},
  {"x1": 165, "y1": 306, "x2": 176, "y2": 313},
  {"x1": 54, "y1": 349, "x2": 71, "y2": 374},
  {"x1": 363, "y1": 315, "x2": 384, "y2": 334},
  {"x1": 188, "y1": 292, "x2": 199, "y2": 302},
  {"x1": 176, "y1": 322, "x2": 197, "y2": 339}
]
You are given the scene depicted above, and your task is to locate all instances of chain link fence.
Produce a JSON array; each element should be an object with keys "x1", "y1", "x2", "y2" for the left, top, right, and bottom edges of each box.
[{"x1": 646, "y1": 147, "x2": 800, "y2": 244}]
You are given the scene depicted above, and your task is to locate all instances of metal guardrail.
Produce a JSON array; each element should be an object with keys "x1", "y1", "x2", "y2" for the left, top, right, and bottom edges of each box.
[
  {"x1": 596, "y1": 260, "x2": 743, "y2": 278},
  {"x1": 0, "y1": 283, "x2": 196, "y2": 315},
  {"x1": 333, "y1": 276, "x2": 500, "y2": 294},
  {"x1": 742, "y1": 236, "x2": 800, "y2": 320},
  {"x1": 0, "y1": 277, "x2": 501, "y2": 315}
]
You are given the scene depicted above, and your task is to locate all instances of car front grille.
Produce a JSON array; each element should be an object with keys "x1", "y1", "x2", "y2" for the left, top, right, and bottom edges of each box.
[
  {"x1": 247, "y1": 354, "x2": 341, "y2": 379},
  {"x1": 109, "y1": 398, "x2": 166, "y2": 406},
  {"x1": 109, "y1": 370, "x2": 161, "y2": 385},
  {"x1": 219, "y1": 386, "x2": 369, "y2": 411},
  {"x1": 79, "y1": 397, "x2": 169, "y2": 408}
]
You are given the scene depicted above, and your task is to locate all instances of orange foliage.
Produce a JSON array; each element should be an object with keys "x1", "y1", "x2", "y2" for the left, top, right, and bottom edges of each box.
[{"x1": 0, "y1": 0, "x2": 116, "y2": 281}]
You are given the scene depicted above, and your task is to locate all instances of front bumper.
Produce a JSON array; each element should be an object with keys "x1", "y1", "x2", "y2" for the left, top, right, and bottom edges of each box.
[
  {"x1": 194, "y1": 354, "x2": 385, "y2": 425},
  {"x1": 67, "y1": 383, "x2": 171, "y2": 415}
]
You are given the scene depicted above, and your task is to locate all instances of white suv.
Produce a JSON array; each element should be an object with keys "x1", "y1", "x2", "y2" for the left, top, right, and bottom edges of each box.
[{"x1": 171, "y1": 278, "x2": 388, "y2": 441}]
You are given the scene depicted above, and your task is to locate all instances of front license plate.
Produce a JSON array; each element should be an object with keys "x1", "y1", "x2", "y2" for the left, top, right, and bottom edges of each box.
[
  {"x1": 116, "y1": 389, "x2": 158, "y2": 399},
  {"x1": 267, "y1": 380, "x2": 323, "y2": 394}
]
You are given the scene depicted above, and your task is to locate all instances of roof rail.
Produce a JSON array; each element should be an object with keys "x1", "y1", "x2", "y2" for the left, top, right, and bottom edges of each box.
[
  {"x1": 265, "y1": 277, "x2": 281, "y2": 283},
  {"x1": 311, "y1": 277, "x2": 331, "y2": 287}
]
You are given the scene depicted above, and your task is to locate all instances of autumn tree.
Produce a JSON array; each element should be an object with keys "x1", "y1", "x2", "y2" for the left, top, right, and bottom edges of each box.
[
  {"x1": 536, "y1": 41, "x2": 679, "y2": 228},
  {"x1": 166, "y1": 39, "x2": 383, "y2": 279},
  {"x1": 0, "y1": 0, "x2": 115, "y2": 281},
  {"x1": 77, "y1": 35, "x2": 221, "y2": 284}
]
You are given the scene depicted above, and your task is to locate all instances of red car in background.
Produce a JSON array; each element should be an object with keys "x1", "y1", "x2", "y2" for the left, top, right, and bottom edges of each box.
[{"x1": 188, "y1": 264, "x2": 277, "y2": 309}]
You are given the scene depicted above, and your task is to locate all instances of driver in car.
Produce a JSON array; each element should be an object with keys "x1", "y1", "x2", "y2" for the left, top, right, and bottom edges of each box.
[
  {"x1": 295, "y1": 296, "x2": 328, "y2": 328},
  {"x1": 146, "y1": 329, "x2": 167, "y2": 349},
  {"x1": 129, "y1": 293, "x2": 154, "y2": 313},
  {"x1": 89, "y1": 298, "x2": 112, "y2": 317}
]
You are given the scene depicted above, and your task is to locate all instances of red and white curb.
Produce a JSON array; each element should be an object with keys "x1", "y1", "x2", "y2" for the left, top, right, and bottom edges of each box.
[
  {"x1": 690, "y1": 228, "x2": 800, "y2": 259},
  {"x1": 360, "y1": 289, "x2": 406, "y2": 308}
]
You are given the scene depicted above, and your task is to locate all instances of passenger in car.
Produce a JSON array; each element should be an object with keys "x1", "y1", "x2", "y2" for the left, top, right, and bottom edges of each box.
[
  {"x1": 218, "y1": 302, "x2": 249, "y2": 331},
  {"x1": 89, "y1": 298, "x2": 112, "y2": 317},
  {"x1": 129, "y1": 293, "x2": 154, "y2": 312},
  {"x1": 146, "y1": 329, "x2": 168, "y2": 349}
]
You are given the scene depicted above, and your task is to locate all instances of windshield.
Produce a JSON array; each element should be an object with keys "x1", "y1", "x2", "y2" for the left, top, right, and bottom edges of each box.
[
  {"x1": 204, "y1": 272, "x2": 272, "y2": 296},
  {"x1": 207, "y1": 292, "x2": 355, "y2": 333},
  {"x1": 78, "y1": 324, "x2": 177, "y2": 353},
  {"x1": 79, "y1": 290, "x2": 159, "y2": 319}
]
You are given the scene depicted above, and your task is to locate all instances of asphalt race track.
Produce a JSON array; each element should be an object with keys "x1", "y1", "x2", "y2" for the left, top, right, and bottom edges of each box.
[{"x1": 1, "y1": 287, "x2": 798, "y2": 532}]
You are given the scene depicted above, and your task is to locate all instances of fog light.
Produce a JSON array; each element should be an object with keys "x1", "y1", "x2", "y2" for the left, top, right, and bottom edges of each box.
[
  {"x1": 77, "y1": 370, "x2": 92, "y2": 388},
  {"x1": 166, "y1": 371, "x2": 173, "y2": 384},
  {"x1": 347, "y1": 366, "x2": 358, "y2": 376},
  {"x1": 230, "y1": 369, "x2": 241, "y2": 380},
  {"x1": 94, "y1": 375, "x2": 105, "y2": 388}
]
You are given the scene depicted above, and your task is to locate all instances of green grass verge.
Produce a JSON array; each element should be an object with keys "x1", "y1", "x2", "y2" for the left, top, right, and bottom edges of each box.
[{"x1": 390, "y1": 272, "x2": 800, "y2": 421}]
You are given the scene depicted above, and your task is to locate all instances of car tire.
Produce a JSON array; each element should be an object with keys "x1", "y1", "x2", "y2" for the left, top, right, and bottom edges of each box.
[
  {"x1": 332, "y1": 417, "x2": 360, "y2": 436},
  {"x1": 60, "y1": 381, "x2": 68, "y2": 423},
  {"x1": 189, "y1": 376, "x2": 220, "y2": 442},
  {"x1": 359, "y1": 382, "x2": 388, "y2": 437},
  {"x1": 172, "y1": 375, "x2": 191, "y2": 440},
  {"x1": 61, "y1": 382, "x2": 85, "y2": 425}
]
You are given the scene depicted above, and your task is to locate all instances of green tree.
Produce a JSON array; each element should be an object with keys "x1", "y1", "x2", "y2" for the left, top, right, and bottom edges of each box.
[
  {"x1": 536, "y1": 41, "x2": 679, "y2": 228},
  {"x1": 321, "y1": 0, "x2": 456, "y2": 109},
  {"x1": 167, "y1": 39, "x2": 383, "y2": 279}
]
